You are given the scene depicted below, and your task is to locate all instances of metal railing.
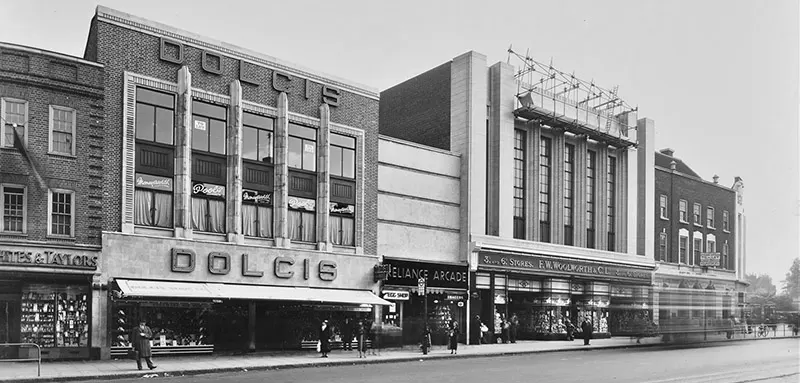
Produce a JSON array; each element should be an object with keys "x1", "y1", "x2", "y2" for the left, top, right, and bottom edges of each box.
[{"x1": 0, "y1": 342, "x2": 41, "y2": 377}]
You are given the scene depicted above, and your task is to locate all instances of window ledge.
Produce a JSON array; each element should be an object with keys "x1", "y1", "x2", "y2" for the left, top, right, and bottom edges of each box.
[
  {"x1": 0, "y1": 232, "x2": 28, "y2": 238},
  {"x1": 47, "y1": 152, "x2": 77, "y2": 159},
  {"x1": 0, "y1": 147, "x2": 22, "y2": 153},
  {"x1": 723, "y1": 229, "x2": 731, "y2": 234},
  {"x1": 679, "y1": 220, "x2": 689, "y2": 225},
  {"x1": 693, "y1": 223, "x2": 703, "y2": 228},
  {"x1": 46, "y1": 235, "x2": 76, "y2": 242},
  {"x1": 707, "y1": 226, "x2": 716, "y2": 230},
  {"x1": 660, "y1": 217, "x2": 669, "y2": 221}
]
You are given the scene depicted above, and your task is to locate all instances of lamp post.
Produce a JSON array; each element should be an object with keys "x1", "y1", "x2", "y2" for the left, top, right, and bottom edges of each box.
[{"x1": 418, "y1": 277, "x2": 428, "y2": 331}]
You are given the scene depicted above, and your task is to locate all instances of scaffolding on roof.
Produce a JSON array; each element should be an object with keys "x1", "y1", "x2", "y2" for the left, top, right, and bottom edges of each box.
[{"x1": 507, "y1": 47, "x2": 639, "y2": 148}]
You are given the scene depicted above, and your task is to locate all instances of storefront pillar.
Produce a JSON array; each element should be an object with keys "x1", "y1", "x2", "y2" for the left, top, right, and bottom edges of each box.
[
  {"x1": 248, "y1": 302, "x2": 256, "y2": 352},
  {"x1": 316, "y1": 103, "x2": 331, "y2": 250},
  {"x1": 274, "y1": 92, "x2": 289, "y2": 246},
  {"x1": 574, "y1": 135, "x2": 588, "y2": 247},
  {"x1": 226, "y1": 80, "x2": 244, "y2": 243},
  {"x1": 92, "y1": 287, "x2": 109, "y2": 359},
  {"x1": 174, "y1": 65, "x2": 194, "y2": 238}
]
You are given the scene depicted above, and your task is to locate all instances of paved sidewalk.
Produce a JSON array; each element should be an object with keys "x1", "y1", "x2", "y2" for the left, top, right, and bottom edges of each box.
[{"x1": 1, "y1": 335, "x2": 796, "y2": 382}]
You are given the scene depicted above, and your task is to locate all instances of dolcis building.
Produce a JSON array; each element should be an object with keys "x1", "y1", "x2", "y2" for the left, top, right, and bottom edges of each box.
[
  {"x1": 0, "y1": 42, "x2": 105, "y2": 359},
  {"x1": 652, "y1": 148, "x2": 747, "y2": 336},
  {"x1": 83, "y1": 7, "x2": 387, "y2": 359},
  {"x1": 380, "y1": 50, "x2": 657, "y2": 342}
]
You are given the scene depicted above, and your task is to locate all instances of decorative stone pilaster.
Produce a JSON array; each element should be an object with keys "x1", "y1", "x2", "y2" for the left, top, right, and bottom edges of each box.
[
  {"x1": 273, "y1": 93, "x2": 290, "y2": 247},
  {"x1": 526, "y1": 123, "x2": 541, "y2": 241},
  {"x1": 574, "y1": 135, "x2": 588, "y2": 247},
  {"x1": 174, "y1": 66, "x2": 193, "y2": 239},
  {"x1": 226, "y1": 80, "x2": 243, "y2": 243},
  {"x1": 551, "y1": 129, "x2": 566, "y2": 244},
  {"x1": 597, "y1": 143, "x2": 609, "y2": 251},
  {"x1": 617, "y1": 148, "x2": 628, "y2": 252},
  {"x1": 317, "y1": 104, "x2": 331, "y2": 251}
]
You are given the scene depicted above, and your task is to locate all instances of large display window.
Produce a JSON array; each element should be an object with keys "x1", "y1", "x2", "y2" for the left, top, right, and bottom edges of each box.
[{"x1": 21, "y1": 284, "x2": 89, "y2": 348}]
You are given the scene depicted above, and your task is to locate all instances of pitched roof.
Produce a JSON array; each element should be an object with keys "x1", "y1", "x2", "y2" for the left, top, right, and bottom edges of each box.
[{"x1": 655, "y1": 150, "x2": 701, "y2": 178}]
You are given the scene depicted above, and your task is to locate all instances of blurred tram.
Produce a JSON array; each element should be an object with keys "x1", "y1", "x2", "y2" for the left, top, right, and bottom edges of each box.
[{"x1": 655, "y1": 283, "x2": 739, "y2": 342}]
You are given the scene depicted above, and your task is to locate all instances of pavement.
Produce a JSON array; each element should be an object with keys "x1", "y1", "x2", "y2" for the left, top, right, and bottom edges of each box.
[{"x1": 1, "y1": 333, "x2": 797, "y2": 382}]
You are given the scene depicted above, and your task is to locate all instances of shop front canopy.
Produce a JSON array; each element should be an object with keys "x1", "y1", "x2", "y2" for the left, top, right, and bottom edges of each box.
[{"x1": 114, "y1": 279, "x2": 390, "y2": 306}]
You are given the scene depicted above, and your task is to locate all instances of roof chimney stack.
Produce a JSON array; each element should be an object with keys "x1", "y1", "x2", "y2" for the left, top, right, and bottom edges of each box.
[
  {"x1": 660, "y1": 148, "x2": 675, "y2": 157},
  {"x1": 713, "y1": 175, "x2": 719, "y2": 184},
  {"x1": 670, "y1": 160, "x2": 677, "y2": 171}
]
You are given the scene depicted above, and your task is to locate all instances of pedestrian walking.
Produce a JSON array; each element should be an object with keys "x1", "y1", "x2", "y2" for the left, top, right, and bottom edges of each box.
[
  {"x1": 447, "y1": 320, "x2": 459, "y2": 354},
  {"x1": 341, "y1": 317, "x2": 353, "y2": 351},
  {"x1": 472, "y1": 315, "x2": 483, "y2": 345},
  {"x1": 565, "y1": 318, "x2": 575, "y2": 341},
  {"x1": 356, "y1": 320, "x2": 368, "y2": 358},
  {"x1": 581, "y1": 317, "x2": 593, "y2": 346},
  {"x1": 421, "y1": 326, "x2": 432, "y2": 355},
  {"x1": 130, "y1": 320, "x2": 157, "y2": 371},
  {"x1": 318, "y1": 320, "x2": 332, "y2": 358},
  {"x1": 509, "y1": 314, "x2": 519, "y2": 343}
]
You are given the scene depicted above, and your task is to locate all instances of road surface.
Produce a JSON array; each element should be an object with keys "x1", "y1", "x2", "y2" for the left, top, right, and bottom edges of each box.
[{"x1": 74, "y1": 338, "x2": 799, "y2": 383}]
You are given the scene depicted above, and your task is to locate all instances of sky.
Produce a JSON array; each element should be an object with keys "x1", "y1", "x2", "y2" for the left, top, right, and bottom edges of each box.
[{"x1": 3, "y1": 0, "x2": 799, "y2": 288}]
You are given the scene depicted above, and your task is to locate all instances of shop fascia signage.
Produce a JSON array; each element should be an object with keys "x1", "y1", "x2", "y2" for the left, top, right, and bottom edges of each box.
[
  {"x1": 479, "y1": 252, "x2": 651, "y2": 282},
  {"x1": 170, "y1": 248, "x2": 337, "y2": 282},
  {"x1": 382, "y1": 290, "x2": 410, "y2": 301},
  {"x1": 0, "y1": 248, "x2": 98, "y2": 270},
  {"x1": 384, "y1": 259, "x2": 468, "y2": 289},
  {"x1": 700, "y1": 252, "x2": 721, "y2": 267}
]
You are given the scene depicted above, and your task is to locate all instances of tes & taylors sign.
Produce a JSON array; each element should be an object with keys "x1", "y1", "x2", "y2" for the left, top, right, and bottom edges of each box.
[{"x1": 0, "y1": 248, "x2": 98, "y2": 270}]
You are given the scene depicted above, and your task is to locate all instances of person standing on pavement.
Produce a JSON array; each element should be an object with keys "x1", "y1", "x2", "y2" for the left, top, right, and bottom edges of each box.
[
  {"x1": 581, "y1": 317, "x2": 593, "y2": 346},
  {"x1": 341, "y1": 317, "x2": 353, "y2": 351},
  {"x1": 565, "y1": 318, "x2": 575, "y2": 341},
  {"x1": 356, "y1": 320, "x2": 368, "y2": 358},
  {"x1": 130, "y1": 320, "x2": 157, "y2": 371},
  {"x1": 509, "y1": 314, "x2": 519, "y2": 343},
  {"x1": 447, "y1": 320, "x2": 459, "y2": 354},
  {"x1": 472, "y1": 315, "x2": 483, "y2": 345},
  {"x1": 421, "y1": 325, "x2": 432, "y2": 355},
  {"x1": 319, "y1": 320, "x2": 332, "y2": 358}
]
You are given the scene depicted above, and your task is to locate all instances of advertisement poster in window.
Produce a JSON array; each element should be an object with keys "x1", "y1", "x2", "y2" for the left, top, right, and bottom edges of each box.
[
  {"x1": 288, "y1": 196, "x2": 315, "y2": 211},
  {"x1": 135, "y1": 173, "x2": 173, "y2": 192},
  {"x1": 329, "y1": 202, "x2": 354, "y2": 216},
  {"x1": 242, "y1": 190, "x2": 272, "y2": 206},
  {"x1": 194, "y1": 120, "x2": 207, "y2": 131},
  {"x1": 303, "y1": 143, "x2": 315, "y2": 153},
  {"x1": 192, "y1": 182, "x2": 225, "y2": 198}
]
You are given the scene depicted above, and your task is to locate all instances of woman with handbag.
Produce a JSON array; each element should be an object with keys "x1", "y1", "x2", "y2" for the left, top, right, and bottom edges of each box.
[
  {"x1": 318, "y1": 320, "x2": 332, "y2": 358},
  {"x1": 447, "y1": 320, "x2": 459, "y2": 354}
]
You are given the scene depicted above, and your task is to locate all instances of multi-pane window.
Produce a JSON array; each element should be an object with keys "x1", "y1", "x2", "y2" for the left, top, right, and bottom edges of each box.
[
  {"x1": 1, "y1": 185, "x2": 25, "y2": 233},
  {"x1": 191, "y1": 183, "x2": 226, "y2": 233},
  {"x1": 134, "y1": 88, "x2": 175, "y2": 228},
  {"x1": 330, "y1": 133, "x2": 355, "y2": 178},
  {"x1": 586, "y1": 150, "x2": 596, "y2": 248},
  {"x1": 563, "y1": 144, "x2": 574, "y2": 245},
  {"x1": 706, "y1": 206, "x2": 715, "y2": 228},
  {"x1": 659, "y1": 195, "x2": 668, "y2": 219},
  {"x1": 330, "y1": 203, "x2": 355, "y2": 246},
  {"x1": 693, "y1": 203, "x2": 701, "y2": 225},
  {"x1": 723, "y1": 210, "x2": 729, "y2": 231},
  {"x1": 288, "y1": 124, "x2": 317, "y2": 171},
  {"x1": 192, "y1": 100, "x2": 227, "y2": 154},
  {"x1": 513, "y1": 130, "x2": 526, "y2": 240},
  {"x1": 242, "y1": 112, "x2": 274, "y2": 163},
  {"x1": 692, "y1": 237, "x2": 702, "y2": 266},
  {"x1": 679, "y1": 235, "x2": 689, "y2": 264},
  {"x1": 538, "y1": 137, "x2": 552, "y2": 243},
  {"x1": 722, "y1": 242, "x2": 729, "y2": 269},
  {"x1": 679, "y1": 200, "x2": 688, "y2": 222},
  {"x1": 1, "y1": 98, "x2": 27, "y2": 148},
  {"x1": 49, "y1": 191, "x2": 74, "y2": 237},
  {"x1": 49, "y1": 106, "x2": 76, "y2": 156},
  {"x1": 607, "y1": 156, "x2": 616, "y2": 251},
  {"x1": 658, "y1": 232, "x2": 667, "y2": 262},
  {"x1": 242, "y1": 189, "x2": 273, "y2": 238},
  {"x1": 707, "y1": 238, "x2": 716, "y2": 253},
  {"x1": 288, "y1": 197, "x2": 316, "y2": 242}
]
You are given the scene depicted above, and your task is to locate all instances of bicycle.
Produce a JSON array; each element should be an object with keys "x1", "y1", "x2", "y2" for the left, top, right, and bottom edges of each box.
[{"x1": 756, "y1": 325, "x2": 769, "y2": 338}]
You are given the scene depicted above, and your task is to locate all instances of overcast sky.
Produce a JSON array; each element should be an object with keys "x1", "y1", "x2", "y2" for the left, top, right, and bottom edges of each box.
[{"x1": 4, "y1": 0, "x2": 799, "y2": 287}]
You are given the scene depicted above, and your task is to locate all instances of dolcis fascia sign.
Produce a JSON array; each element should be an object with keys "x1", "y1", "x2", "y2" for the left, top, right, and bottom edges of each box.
[{"x1": 479, "y1": 252, "x2": 652, "y2": 282}]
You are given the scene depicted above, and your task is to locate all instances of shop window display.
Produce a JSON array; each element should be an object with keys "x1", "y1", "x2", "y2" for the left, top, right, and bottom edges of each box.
[
  {"x1": 20, "y1": 284, "x2": 89, "y2": 348},
  {"x1": 577, "y1": 299, "x2": 609, "y2": 334},
  {"x1": 530, "y1": 296, "x2": 570, "y2": 335},
  {"x1": 112, "y1": 302, "x2": 211, "y2": 348}
]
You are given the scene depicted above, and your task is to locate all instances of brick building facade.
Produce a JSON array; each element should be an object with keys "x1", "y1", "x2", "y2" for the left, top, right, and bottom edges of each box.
[
  {"x1": 0, "y1": 42, "x2": 105, "y2": 359},
  {"x1": 652, "y1": 148, "x2": 747, "y2": 327},
  {"x1": 81, "y1": 6, "x2": 386, "y2": 359}
]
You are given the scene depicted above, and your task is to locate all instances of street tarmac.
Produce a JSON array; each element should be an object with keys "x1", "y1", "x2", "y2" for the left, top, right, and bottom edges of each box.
[{"x1": 73, "y1": 338, "x2": 799, "y2": 383}]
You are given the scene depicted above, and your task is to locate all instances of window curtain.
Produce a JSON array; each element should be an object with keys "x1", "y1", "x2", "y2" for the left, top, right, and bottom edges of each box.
[
  {"x1": 341, "y1": 216, "x2": 354, "y2": 246},
  {"x1": 208, "y1": 200, "x2": 225, "y2": 233},
  {"x1": 153, "y1": 192, "x2": 172, "y2": 227},
  {"x1": 288, "y1": 210, "x2": 302, "y2": 241},
  {"x1": 329, "y1": 216, "x2": 342, "y2": 245},
  {"x1": 301, "y1": 211, "x2": 315, "y2": 242},
  {"x1": 258, "y1": 207, "x2": 273, "y2": 238},
  {"x1": 134, "y1": 189, "x2": 153, "y2": 226},
  {"x1": 191, "y1": 197, "x2": 207, "y2": 231},
  {"x1": 242, "y1": 204, "x2": 257, "y2": 236}
]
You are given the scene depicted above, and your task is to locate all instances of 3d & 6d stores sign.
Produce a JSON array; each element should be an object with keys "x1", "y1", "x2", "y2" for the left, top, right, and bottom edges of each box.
[
  {"x1": 170, "y1": 248, "x2": 337, "y2": 282},
  {"x1": 479, "y1": 252, "x2": 651, "y2": 282}
]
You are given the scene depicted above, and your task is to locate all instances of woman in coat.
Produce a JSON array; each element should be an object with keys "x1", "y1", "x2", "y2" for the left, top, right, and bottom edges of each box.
[
  {"x1": 355, "y1": 320, "x2": 368, "y2": 358},
  {"x1": 318, "y1": 320, "x2": 332, "y2": 358},
  {"x1": 130, "y1": 320, "x2": 157, "y2": 370},
  {"x1": 447, "y1": 320, "x2": 459, "y2": 354},
  {"x1": 581, "y1": 317, "x2": 593, "y2": 346}
]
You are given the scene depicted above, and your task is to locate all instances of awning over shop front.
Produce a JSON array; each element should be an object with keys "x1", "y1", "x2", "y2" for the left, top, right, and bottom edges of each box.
[{"x1": 114, "y1": 279, "x2": 390, "y2": 306}]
